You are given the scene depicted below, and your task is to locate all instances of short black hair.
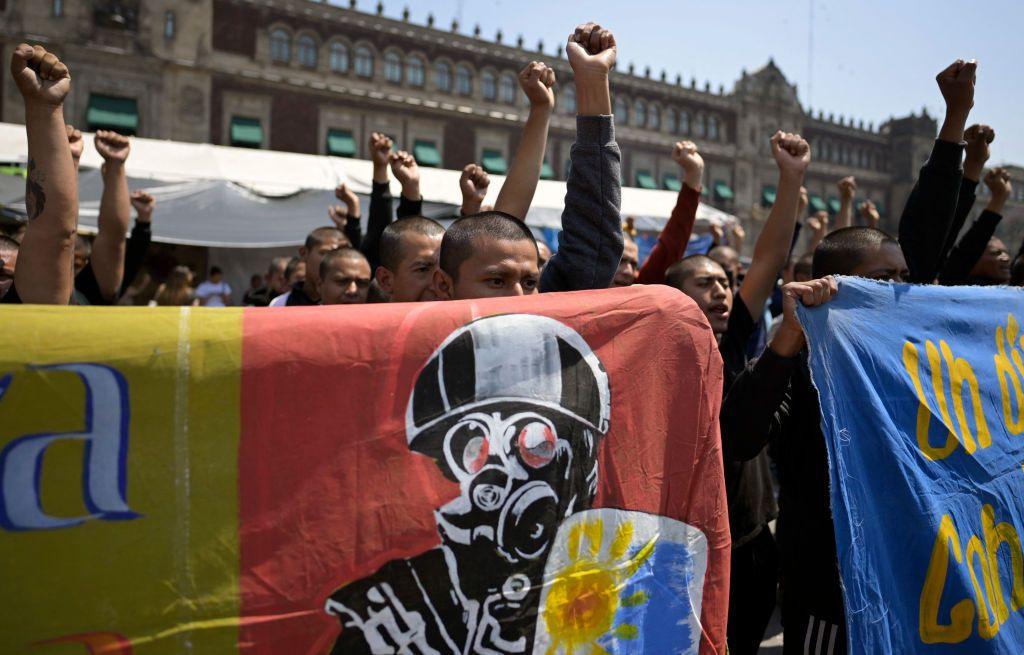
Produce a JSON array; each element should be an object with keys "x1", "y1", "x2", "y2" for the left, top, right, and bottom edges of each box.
[
  {"x1": 439, "y1": 211, "x2": 537, "y2": 280},
  {"x1": 268, "y1": 256, "x2": 290, "y2": 277},
  {"x1": 304, "y1": 226, "x2": 346, "y2": 250},
  {"x1": 210, "y1": 266, "x2": 223, "y2": 276},
  {"x1": 793, "y1": 253, "x2": 814, "y2": 279},
  {"x1": 284, "y1": 256, "x2": 302, "y2": 280},
  {"x1": 812, "y1": 227, "x2": 899, "y2": 277},
  {"x1": 319, "y1": 247, "x2": 369, "y2": 280},
  {"x1": 379, "y1": 216, "x2": 445, "y2": 271},
  {"x1": 664, "y1": 254, "x2": 725, "y2": 289},
  {"x1": 75, "y1": 233, "x2": 92, "y2": 255}
]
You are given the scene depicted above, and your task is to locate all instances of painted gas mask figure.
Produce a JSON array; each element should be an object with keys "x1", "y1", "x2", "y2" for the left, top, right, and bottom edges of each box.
[{"x1": 326, "y1": 314, "x2": 611, "y2": 654}]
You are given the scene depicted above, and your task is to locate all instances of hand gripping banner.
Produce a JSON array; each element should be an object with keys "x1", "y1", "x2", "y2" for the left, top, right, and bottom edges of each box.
[
  {"x1": 0, "y1": 286, "x2": 729, "y2": 654},
  {"x1": 799, "y1": 277, "x2": 1024, "y2": 653}
]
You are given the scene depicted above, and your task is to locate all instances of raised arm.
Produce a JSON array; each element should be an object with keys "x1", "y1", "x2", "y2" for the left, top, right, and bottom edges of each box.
[
  {"x1": 540, "y1": 22, "x2": 622, "y2": 293},
  {"x1": 331, "y1": 183, "x2": 363, "y2": 249},
  {"x1": 459, "y1": 164, "x2": 490, "y2": 216},
  {"x1": 494, "y1": 62, "x2": 555, "y2": 220},
  {"x1": 121, "y1": 190, "x2": 154, "y2": 296},
  {"x1": 939, "y1": 124, "x2": 991, "y2": 265},
  {"x1": 738, "y1": 131, "x2": 810, "y2": 316},
  {"x1": 939, "y1": 167, "x2": 1011, "y2": 284},
  {"x1": 834, "y1": 176, "x2": 856, "y2": 231},
  {"x1": 635, "y1": 140, "x2": 704, "y2": 284},
  {"x1": 365, "y1": 132, "x2": 395, "y2": 269},
  {"x1": 10, "y1": 44, "x2": 77, "y2": 304},
  {"x1": 858, "y1": 200, "x2": 880, "y2": 229},
  {"x1": 89, "y1": 130, "x2": 132, "y2": 301},
  {"x1": 390, "y1": 149, "x2": 422, "y2": 219},
  {"x1": 898, "y1": 59, "x2": 975, "y2": 283}
]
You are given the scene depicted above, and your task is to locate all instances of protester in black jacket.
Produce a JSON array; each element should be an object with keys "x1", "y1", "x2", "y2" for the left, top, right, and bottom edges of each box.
[{"x1": 939, "y1": 167, "x2": 1013, "y2": 285}]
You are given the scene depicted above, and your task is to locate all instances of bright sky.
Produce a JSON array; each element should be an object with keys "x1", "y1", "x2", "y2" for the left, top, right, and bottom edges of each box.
[{"x1": 349, "y1": 0, "x2": 1024, "y2": 164}]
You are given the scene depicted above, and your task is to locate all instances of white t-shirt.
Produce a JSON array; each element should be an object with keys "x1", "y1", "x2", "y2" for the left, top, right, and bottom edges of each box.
[
  {"x1": 195, "y1": 280, "x2": 232, "y2": 307},
  {"x1": 268, "y1": 291, "x2": 290, "y2": 307}
]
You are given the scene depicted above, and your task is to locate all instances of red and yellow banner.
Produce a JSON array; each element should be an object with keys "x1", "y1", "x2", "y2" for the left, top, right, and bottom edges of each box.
[{"x1": 1, "y1": 286, "x2": 729, "y2": 654}]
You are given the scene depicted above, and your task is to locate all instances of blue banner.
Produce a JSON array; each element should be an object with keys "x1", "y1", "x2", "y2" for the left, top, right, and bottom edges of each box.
[{"x1": 799, "y1": 277, "x2": 1024, "y2": 653}]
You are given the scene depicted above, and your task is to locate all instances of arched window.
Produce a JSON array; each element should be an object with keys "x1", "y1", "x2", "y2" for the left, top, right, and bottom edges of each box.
[
  {"x1": 678, "y1": 110, "x2": 690, "y2": 134},
  {"x1": 823, "y1": 142, "x2": 832, "y2": 162},
  {"x1": 634, "y1": 100, "x2": 647, "y2": 128},
  {"x1": 500, "y1": 73, "x2": 516, "y2": 104},
  {"x1": 436, "y1": 61, "x2": 452, "y2": 92},
  {"x1": 708, "y1": 115, "x2": 720, "y2": 140},
  {"x1": 296, "y1": 34, "x2": 317, "y2": 68},
  {"x1": 649, "y1": 105, "x2": 661, "y2": 131},
  {"x1": 455, "y1": 64, "x2": 472, "y2": 96},
  {"x1": 694, "y1": 112, "x2": 707, "y2": 137},
  {"x1": 270, "y1": 29, "x2": 290, "y2": 63},
  {"x1": 562, "y1": 84, "x2": 576, "y2": 114},
  {"x1": 329, "y1": 42, "x2": 349, "y2": 73},
  {"x1": 384, "y1": 51, "x2": 402, "y2": 83},
  {"x1": 406, "y1": 55, "x2": 425, "y2": 87},
  {"x1": 667, "y1": 108, "x2": 678, "y2": 134},
  {"x1": 354, "y1": 46, "x2": 374, "y2": 78},
  {"x1": 482, "y1": 70, "x2": 497, "y2": 100},
  {"x1": 613, "y1": 96, "x2": 629, "y2": 125}
]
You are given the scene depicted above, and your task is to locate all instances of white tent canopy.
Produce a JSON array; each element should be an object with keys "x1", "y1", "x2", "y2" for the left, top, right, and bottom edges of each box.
[{"x1": 0, "y1": 121, "x2": 738, "y2": 244}]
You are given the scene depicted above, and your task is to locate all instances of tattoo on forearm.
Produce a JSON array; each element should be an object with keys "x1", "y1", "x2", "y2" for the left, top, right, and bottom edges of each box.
[{"x1": 25, "y1": 159, "x2": 46, "y2": 221}]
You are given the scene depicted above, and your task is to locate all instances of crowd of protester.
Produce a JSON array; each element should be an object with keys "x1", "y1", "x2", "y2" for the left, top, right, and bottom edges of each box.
[{"x1": 1, "y1": 25, "x2": 1020, "y2": 654}]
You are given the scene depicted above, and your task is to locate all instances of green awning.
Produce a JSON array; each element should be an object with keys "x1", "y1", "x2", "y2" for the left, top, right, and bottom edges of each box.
[
  {"x1": 809, "y1": 195, "x2": 827, "y2": 212},
  {"x1": 635, "y1": 170, "x2": 656, "y2": 189},
  {"x1": 0, "y1": 165, "x2": 25, "y2": 178},
  {"x1": 662, "y1": 174, "x2": 682, "y2": 192},
  {"x1": 762, "y1": 185, "x2": 777, "y2": 207},
  {"x1": 86, "y1": 95, "x2": 139, "y2": 134},
  {"x1": 714, "y1": 181, "x2": 734, "y2": 201},
  {"x1": 413, "y1": 140, "x2": 442, "y2": 167},
  {"x1": 701, "y1": 185, "x2": 709, "y2": 198},
  {"x1": 827, "y1": 197, "x2": 841, "y2": 214},
  {"x1": 230, "y1": 117, "x2": 263, "y2": 148},
  {"x1": 481, "y1": 150, "x2": 508, "y2": 175},
  {"x1": 540, "y1": 161, "x2": 556, "y2": 180},
  {"x1": 327, "y1": 130, "x2": 357, "y2": 157}
]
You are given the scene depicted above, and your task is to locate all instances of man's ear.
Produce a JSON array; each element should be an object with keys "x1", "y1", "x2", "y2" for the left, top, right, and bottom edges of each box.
[
  {"x1": 299, "y1": 246, "x2": 308, "y2": 258},
  {"x1": 432, "y1": 268, "x2": 454, "y2": 301},
  {"x1": 375, "y1": 266, "x2": 395, "y2": 295}
]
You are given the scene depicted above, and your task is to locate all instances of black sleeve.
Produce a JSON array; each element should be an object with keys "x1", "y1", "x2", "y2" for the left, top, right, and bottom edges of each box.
[
  {"x1": 362, "y1": 181, "x2": 395, "y2": 272},
  {"x1": 74, "y1": 262, "x2": 112, "y2": 305},
  {"x1": 1, "y1": 282, "x2": 21, "y2": 304},
  {"x1": 396, "y1": 195, "x2": 423, "y2": 219},
  {"x1": 721, "y1": 347, "x2": 798, "y2": 462},
  {"x1": 120, "y1": 221, "x2": 152, "y2": 296},
  {"x1": 897, "y1": 139, "x2": 966, "y2": 283},
  {"x1": 344, "y1": 215, "x2": 362, "y2": 251},
  {"x1": 938, "y1": 210, "x2": 1004, "y2": 285},
  {"x1": 937, "y1": 177, "x2": 978, "y2": 268}
]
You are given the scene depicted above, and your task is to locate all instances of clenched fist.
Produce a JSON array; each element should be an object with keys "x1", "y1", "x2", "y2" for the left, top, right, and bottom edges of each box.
[
  {"x1": 771, "y1": 131, "x2": 811, "y2": 178},
  {"x1": 936, "y1": 59, "x2": 977, "y2": 117},
  {"x1": 369, "y1": 132, "x2": 393, "y2": 168},
  {"x1": 566, "y1": 23, "x2": 616, "y2": 79},
  {"x1": 327, "y1": 204, "x2": 350, "y2": 230},
  {"x1": 389, "y1": 150, "x2": 420, "y2": 198},
  {"x1": 460, "y1": 163, "x2": 490, "y2": 214},
  {"x1": 837, "y1": 176, "x2": 857, "y2": 201},
  {"x1": 807, "y1": 211, "x2": 829, "y2": 237},
  {"x1": 984, "y1": 167, "x2": 1012, "y2": 203},
  {"x1": 66, "y1": 124, "x2": 83, "y2": 162},
  {"x1": 964, "y1": 124, "x2": 994, "y2": 162},
  {"x1": 519, "y1": 61, "x2": 555, "y2": 110},
  {"x1": 334, "y1": 183, "x2": 361, "y2": 217},
  {"x1": 11, "y1": 44, "x2": 71, "y2": 107},
  {"x1": 672, "y1": 141, "x2": 704, "y2": 190},
  {"x1": 859, "y1": 200, "x2": 880, "y2": 228},
  {"x1": 130, "y1": 190, "x2": 156, "y2": 223},
  {"x1": 95, "y1": 130, "x2": 131, "y2": 164}
]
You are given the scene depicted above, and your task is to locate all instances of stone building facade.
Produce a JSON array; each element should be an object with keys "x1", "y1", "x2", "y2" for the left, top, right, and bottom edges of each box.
[{"x1": 2, "y1": 0, "x2": 1021, "y2": 246}]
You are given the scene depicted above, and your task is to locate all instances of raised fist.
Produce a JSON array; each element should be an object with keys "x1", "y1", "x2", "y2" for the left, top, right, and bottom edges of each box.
[
  {"x1": 334, "y1": 182, "x2": 361, "y2": 215},
  {"x1": 859, "y1": 200, "x2": 880, "y2": 228},
  {"x1": 10, "y1": 44, "x2": 71, "y2": 107},
  {"x1": 519, "y1": 61, "x2": 556, "y2": 109},
  {"x1": 95, "y1": 130, "x2": 131, "y2": 164},
  {"x1": 369, "y1": 132, "x2": 393, "y2": 167},
  {"x1": 672, "y1": 141, "x2": 704, "y2": 176},
  {"x1": 566, "y1": 23, "x2": 617, "y2": 79},
  {"x1": 780, "y1": 277, "x2": 838, "y2": 337},
  {"x1": 837, "y1": 176, "x2": 857, "y2": 200},
  {"x1": 327, "y1": 204, "x2": 349, "y2": 230},
  {"x1": 984, "y1": 167, "x2": 1012, "y2": 202},
  {"x1": 798, "y1": 186, "x2": 809, "y2": 213},
  {"x1": 771, "y1": 131, "x2": 811, "y2": 177},
  {"x1": 964, "y1": 124, "x2": 994, "y2": 164},
  {"x1": 66, "y1": 124, "x2": 83, "y2": 161},
  {"x1": 460, "y1": 163, "x2": 490, "y2": 212},
  {"x1": 807, "y1": 211, "x2": 829, "y2": 236},
  {"x1": 936, "y1": 59, "x2": 977, "y2": 116},
  {"x1": 389, "y1": 150, "x2": 420, "y2": 188},
  {"x1": 130, "y1": 190, "x2": 156, "y2": 222}
]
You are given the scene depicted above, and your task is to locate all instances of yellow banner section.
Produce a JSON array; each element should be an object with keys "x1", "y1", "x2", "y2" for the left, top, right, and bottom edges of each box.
[{"x1": 0, "y1": 306, "x2": 243, "y2": 654}]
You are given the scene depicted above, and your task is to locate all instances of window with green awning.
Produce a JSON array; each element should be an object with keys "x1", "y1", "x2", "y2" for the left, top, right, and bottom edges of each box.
[
  {"x1": 714, "y1": 181, "x2": 734, "y2": 201},
  {"x1": 827, "y1": 197, "x2": 841, "y2": 214},
  {"x1": 540, "y1": 161, "x2": 555, "y2": 180},
  {"x1": 809, "y1": 195, "x2": 827, "y2": 212},
  {"x1": 86, "y1": 94, "x2": 139, "y2": 135},
  {"x1": 413, "y1": 140, "x2": 442, "y2": 167},
  {"x1": 635, "y1": 170, "x2": 656, "y2": 189},
  {"x1": 662, "y1": 174, "x2": 681, "y2": 192},
  {"x1": 230, "y1": 117, "x2": 264, "y2": 148},
  {"x1": 481, "y1": 149, "x2": 507, "y2": 175},
  {"x1": 327, "y1": 129, "x2": 357, "y2": 157},
  {"x1": 762, "y1": 185, "x2": 777, "y2": 207}
]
